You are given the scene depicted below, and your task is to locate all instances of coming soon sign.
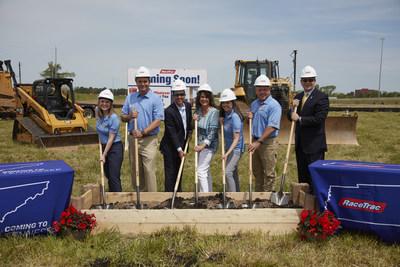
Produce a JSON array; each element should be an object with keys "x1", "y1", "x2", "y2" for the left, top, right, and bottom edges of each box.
[{"x1": 127, "y1": 68, "x2": 207, "y2": 108}]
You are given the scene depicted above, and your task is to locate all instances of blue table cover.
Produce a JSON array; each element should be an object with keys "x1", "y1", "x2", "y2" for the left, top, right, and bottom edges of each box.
[
  {"x1": 309, "y1": 160, "x2": 400, "y2": 243},
  {"x1": 0, "y1": 161, "x2": 74, "y2": 235}
]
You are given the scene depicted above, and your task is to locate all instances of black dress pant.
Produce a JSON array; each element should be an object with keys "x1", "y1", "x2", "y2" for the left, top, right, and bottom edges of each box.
[
  {"x1": 295, "y1": 141, "x2": 324, "y2": 194},
  {"x1": 163, "y1": 154, "x2": 183, "y2": 192}
]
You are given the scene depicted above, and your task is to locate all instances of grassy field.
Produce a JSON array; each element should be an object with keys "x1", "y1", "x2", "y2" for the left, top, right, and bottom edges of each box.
[{"x1": 0, "y1": 111, "x2": 399, "y2": 266}]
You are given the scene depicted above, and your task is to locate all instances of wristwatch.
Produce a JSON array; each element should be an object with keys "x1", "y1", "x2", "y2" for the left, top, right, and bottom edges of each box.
[
  {"x1": 257, "y1": 138, "x2": 263, "y2": 144},
  {"x1": 141, "y1": 130, "x2": 146, "y2": 137}
]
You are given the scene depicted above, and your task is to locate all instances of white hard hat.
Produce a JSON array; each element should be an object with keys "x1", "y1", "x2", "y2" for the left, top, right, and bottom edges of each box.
[
  {"x1": 254, "y1": 75, "x2": 271, "y2": 86},
  {"x1": 135, "y1": 66, "x2": 151, "y2": 79},
  {"x1": 301, "y1": 66, "x2": 317, "y2": 78},
  {"x1": 98, "y1": 89, "x2": 114, "y2": 101},
  {"x1": 171, "y1": 79, "x2": 187, "y2": 91},
  {"x1": 219, "y1": 88, "x2": 236, "y2": 102},
  {"x1": 198, "y1": 83, "x2": 213, "y2": 93}
]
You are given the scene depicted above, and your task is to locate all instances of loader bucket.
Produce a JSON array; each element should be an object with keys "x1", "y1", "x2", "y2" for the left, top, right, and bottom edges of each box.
[
  {"x1": 241, "y1": 111, "x2": 358, "y2": 146},
  {"x1": 13, "y1": 117, "x2": 99, "y2": 150},
  {"x1": 277, "y1": 112, "x2": 358, "y2": 145},
  {"x1": 38, "y1": 131, "x2": 99, "y2": 150}
]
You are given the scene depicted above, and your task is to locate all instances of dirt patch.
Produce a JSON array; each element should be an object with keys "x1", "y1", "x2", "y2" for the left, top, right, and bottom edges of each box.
[{"x1": 112, "y1": 193, "x2": 300, "y2": 209}]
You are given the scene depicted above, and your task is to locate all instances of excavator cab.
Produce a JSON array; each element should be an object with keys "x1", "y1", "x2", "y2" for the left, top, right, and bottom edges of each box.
[
  {"x1": 235, "y1": 60, "x2": 276, "y2": 104},
  {"x1": 33, "y1": 78, "x2": 75, "y2": 119}
]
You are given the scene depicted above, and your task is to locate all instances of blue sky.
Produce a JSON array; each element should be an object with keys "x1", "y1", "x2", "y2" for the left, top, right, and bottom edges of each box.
[{"x1": 1, "y1": 0, "x2": 399, "y2": 93}]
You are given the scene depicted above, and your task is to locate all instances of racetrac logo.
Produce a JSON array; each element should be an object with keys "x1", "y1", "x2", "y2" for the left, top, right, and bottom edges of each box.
[
  {"x1": 160, "y1": 69, "x2": 176, "y2": 74},
  {"x1": 339, "y1": 198, "x2": 386, "y2": 213}
]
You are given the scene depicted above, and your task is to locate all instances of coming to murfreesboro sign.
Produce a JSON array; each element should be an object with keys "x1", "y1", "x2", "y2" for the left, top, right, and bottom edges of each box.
[{"x1": 127, "y1": 68, "x2": 207, "y2": 108}]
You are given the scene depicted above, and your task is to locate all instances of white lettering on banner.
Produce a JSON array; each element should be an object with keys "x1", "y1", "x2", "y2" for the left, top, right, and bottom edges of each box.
[
  {"x1": 4, "y1": 221, "x2": 49, "y2": 233},
  {"x1": 339, "y1": 198, "x2": 386, "y2": 213}
]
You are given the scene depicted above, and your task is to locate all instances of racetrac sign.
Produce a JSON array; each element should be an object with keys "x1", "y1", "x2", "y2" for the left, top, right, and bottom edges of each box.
[{"x1": 127, "y1": 68, "x2": 207, "y2": 108}]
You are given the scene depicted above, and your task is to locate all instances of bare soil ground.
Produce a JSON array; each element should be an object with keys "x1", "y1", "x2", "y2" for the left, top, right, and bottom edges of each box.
[{"x1": 112, "y1": 193, "x2": 301, "y2": 209}]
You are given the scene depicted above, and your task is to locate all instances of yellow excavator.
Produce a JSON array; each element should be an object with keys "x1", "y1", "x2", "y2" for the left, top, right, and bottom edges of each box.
[
  {"x1": 231, "y1": 59, "x2": 358, "y2": 145},
  {"x1": 3, "y1": 60, "x2": 98, "y2": 149},
  {"x1": 0, "y1": 61, "x2": 17, "y2": 119}
]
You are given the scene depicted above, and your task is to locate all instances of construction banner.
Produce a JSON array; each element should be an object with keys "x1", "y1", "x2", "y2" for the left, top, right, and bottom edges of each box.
[{"x1": 127, "y1": 68, "x2": 207, "y2": 108}]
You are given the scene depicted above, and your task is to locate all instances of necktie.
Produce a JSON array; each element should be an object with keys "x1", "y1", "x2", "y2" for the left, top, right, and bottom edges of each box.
[{"x1": 301, "y1": 92, "x2": 308, "y2": 110}]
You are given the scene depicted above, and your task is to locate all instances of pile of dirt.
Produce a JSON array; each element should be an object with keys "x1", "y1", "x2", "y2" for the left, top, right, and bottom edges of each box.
[{"x1": 112, "y1": 193, "x2": 301, "y2": 209}]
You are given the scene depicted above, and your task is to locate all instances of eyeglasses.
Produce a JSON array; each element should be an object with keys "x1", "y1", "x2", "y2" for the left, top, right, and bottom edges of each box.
[
  {"x1": 173, "y1": 93, "x2": 186, "y2": 97},
  {"x1": 301, "y1": 78, "x2": 315, "y2": 83}
]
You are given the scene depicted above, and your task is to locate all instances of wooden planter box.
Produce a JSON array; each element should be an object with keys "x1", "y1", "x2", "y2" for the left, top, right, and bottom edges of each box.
[{"x1": 71, "y1": 184, "x2": 315, "y2": 235}]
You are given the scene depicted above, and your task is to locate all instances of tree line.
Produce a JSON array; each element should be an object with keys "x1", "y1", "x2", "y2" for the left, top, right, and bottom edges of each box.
[{"x1": 74, "y1": 87, "x2": 127, "y2": 96}]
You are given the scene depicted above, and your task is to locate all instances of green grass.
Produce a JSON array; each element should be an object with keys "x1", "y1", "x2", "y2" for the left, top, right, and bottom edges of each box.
[
  {"x1": 1, "y1": 111, "x2": 400, "y2": 266},
  {"x1": 329, "y1": 97, "x2": 400, "y2": 106}
]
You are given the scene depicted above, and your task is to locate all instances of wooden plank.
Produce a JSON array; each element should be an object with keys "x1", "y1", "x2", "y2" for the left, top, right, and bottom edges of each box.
[
  {"x1": 81, "y1": 189, "x2": 93, "y2": 210},
  {"x1": 86, "y1": 209, "x2": 302, "y2": 235}
]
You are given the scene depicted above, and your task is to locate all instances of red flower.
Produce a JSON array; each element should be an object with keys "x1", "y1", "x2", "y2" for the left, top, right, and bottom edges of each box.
[{"x1": 53, "y1": 205, "x2": 97, "y2": 233}]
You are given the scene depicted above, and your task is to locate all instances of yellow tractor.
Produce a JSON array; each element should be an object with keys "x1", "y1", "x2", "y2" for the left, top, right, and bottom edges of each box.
[
  {"x1": 231, "y1": 59, "x2": 358, "y2": 145},
  {"x1": 4, "y1": 60, "x2": 98, "y2": 149}
]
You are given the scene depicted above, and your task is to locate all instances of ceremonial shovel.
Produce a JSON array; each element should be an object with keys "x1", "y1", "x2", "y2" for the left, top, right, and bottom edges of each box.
[
  {"x1": 194, "y1": 120, "x2": 199, "y2": 205},
  {"x1": 131, "y1": 119, "x2": 147, "y2": 209},
  {"x1": 95, "y1": 138, "x2": 113, "y2": 209},
  {"x1": 216, "y1": 121, "x2": 233, "y2": 209},
  {"x1": 271, "y1": 107, "x2": 297, "y2": 206},
  {"x1": 170, "y1": 139, "x2": 190, "y2": 209}
]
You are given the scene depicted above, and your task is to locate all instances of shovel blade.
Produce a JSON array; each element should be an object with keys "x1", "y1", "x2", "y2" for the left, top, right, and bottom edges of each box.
[{"x1": 271, "y1": 192, "x2": 290, "y2": 206}]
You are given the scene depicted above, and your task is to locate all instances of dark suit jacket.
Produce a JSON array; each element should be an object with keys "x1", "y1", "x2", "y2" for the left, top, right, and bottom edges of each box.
[
  {"x1": 160, "y1": 101, "x2": 192, "y2": 157},
  {"x1": 287, "y1": 89, "x2": 329, "y2": 154}
]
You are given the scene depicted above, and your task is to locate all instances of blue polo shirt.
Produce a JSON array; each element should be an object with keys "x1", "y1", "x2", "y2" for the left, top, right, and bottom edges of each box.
[
  {"x1": 96, "y1": 112, "x2": 121, "y2": 144},
  {"x1": 250, "y1": 95, "x2": 282, "y2": 138},
  {"x1": 121, "y1": 90, "x2": 164, "y2": 134},
  {"x1": 223, "y1": 109, "x2": 245, "y2": 152}
]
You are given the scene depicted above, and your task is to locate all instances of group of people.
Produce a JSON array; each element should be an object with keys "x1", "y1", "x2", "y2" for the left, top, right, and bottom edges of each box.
[{"x1": 96, "y1": 65, "x2": 329, "y2": 195}]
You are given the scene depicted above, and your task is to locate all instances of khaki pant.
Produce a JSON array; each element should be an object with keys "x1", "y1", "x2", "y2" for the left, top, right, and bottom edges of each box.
[
  {"x1": 252, "y1": 137, "x2": 279, "y2": 192},
  {"x1": 128, "y1": 134, "x2": 158, "y2": 192}
]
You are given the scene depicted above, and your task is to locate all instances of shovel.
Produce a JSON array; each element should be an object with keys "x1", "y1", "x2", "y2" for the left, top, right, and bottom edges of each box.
[
  {"x1": 194, "y1": 120, "x2": 199, "y2": 204},
  {"x1": 216, "y1": 121, "x2": 233, "y2": 209},
  {"x1": 95, "y1": 138, "x2": 113, "y2": 209},
  {"x1": 170, "y1": 139, "x2": 190, "y2": 209},
  {"x1": 271, "y1": 106, "x2": 297, "y2": 206},
  {"x1": 132, "y1": 119, "x2": 147, "y2": 209},
  {"x1": 248, "y1": 118, "x2": 254, "y2": 208}
]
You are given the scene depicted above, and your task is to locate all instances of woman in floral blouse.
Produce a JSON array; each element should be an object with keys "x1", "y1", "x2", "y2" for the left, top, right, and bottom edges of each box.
[{"x1": 192, "y1": 84, "x2": 219, "y2": 192}]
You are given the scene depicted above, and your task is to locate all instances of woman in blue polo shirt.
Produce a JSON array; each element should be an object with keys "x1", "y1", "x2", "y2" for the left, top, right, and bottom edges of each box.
[
  {"x1": 96, "y1": 89, "x2": 123, "y2": 192},
  {"x1": 219, "y1": 88, "x2": 245, "y2": 192}
]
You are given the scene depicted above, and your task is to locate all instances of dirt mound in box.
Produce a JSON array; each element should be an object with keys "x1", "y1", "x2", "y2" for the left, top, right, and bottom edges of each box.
[{"x1": 113, "y1": 193, "x2": 300, "y2": 209}]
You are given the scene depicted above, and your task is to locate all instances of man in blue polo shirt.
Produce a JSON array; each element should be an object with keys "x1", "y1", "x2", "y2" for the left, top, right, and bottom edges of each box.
[
  {"x1": 247, "y1": 75, "x2": 282, "y2": 192},
  {"x1": 121, "y1": 66, "x2": 164, "y2": 192}
]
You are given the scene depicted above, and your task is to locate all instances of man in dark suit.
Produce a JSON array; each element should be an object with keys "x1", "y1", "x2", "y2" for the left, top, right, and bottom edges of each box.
[
  {"x1": 287, "y1": 66, "x2": 329, "y2": 193},
  {"x1": 160, "y1": 80, "x2": 192, "y2": 192}
]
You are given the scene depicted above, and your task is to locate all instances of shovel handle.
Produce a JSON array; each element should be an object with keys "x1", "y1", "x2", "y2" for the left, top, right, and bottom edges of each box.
[
  {"x1": 134, "y1": 119, "x2": 140, "y2": 187},
  {"x1": 220, "y1": 121, "x2": 226, "y2": 186},
  {"x1": 99, "y1": 137, "x2": 107, "y2": 207},
  {"x1": 194, "y1": 119, "x2": 198, "y2": 184},
  {"x1": 282, "y1": 107, "x2": 297, "y2": 175},
  {"x1": 173, "y1": 139, "x2": 190, "y2": 192}
]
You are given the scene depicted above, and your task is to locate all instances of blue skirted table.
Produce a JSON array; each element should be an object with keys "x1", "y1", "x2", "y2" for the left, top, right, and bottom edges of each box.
[
  {"x1": 309, "y1": 160, "x2": 400, "y2": 243},
  {"x1": 0, "y1": 161, "x2": 74, "y2": 235}
]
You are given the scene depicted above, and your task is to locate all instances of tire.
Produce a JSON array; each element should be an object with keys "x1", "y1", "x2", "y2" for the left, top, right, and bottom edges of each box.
[{"x1": 83, "y1": 108, "x2": 94, "y2": 118}]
